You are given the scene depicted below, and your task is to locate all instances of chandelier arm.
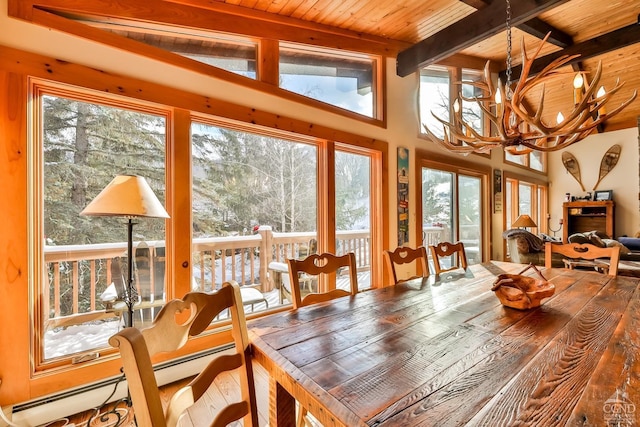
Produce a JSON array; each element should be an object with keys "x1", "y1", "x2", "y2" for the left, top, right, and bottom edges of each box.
[
  {"x1": 483, "y1": 60, "x2": 496, "y2": 100},
  {"x1": 424, "y1": 25, "x2": 634, "y2": 156}
]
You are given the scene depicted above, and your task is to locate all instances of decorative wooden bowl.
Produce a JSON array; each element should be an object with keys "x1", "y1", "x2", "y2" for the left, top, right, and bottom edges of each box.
[{"x1": 491, "y1": 263, "x2": 555, "y2": 310}]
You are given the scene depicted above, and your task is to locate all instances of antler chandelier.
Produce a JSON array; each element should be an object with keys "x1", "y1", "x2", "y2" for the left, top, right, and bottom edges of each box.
[{"x1": 423, "y1": 0, "x2": 637, "y2": 155}]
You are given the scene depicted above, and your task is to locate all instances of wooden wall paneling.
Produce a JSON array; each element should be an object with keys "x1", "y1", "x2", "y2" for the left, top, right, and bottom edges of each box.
[{"x1": 0, "y1": 71, "x2": 30, "y2": 404}]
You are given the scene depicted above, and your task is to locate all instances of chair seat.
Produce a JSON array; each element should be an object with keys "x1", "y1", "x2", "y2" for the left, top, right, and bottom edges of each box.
[{"x1": 240, "y1": 286, "x2": 268, "y2": 310}]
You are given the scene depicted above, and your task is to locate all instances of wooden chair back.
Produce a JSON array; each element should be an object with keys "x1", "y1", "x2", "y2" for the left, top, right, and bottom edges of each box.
[
  {"x1": 384, "y1": 246, "x2": 429, "y2": 284},
  {"x1": 544, "y1": 242, "x2": 620, "y2": 276},
  {"x1": 109, "y1": 281, "x2": 259, "y2": 427},
  {"x1": 429, "y1": 241, "x2": 468, "y2": 275},
  {"x1": 287, "y1": 252, "x2": 358, "y2": 309}
]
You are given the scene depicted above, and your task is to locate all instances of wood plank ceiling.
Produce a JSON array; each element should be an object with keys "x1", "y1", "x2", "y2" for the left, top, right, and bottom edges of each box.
[{"x1": 208, "y1": 0, "x2": 640, "y2": 131}]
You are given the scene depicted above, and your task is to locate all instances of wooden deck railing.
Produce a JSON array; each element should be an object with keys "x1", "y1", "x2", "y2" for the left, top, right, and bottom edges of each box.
[{"x1": 44, "y1": 227, "x2": 372, "y2": 328}]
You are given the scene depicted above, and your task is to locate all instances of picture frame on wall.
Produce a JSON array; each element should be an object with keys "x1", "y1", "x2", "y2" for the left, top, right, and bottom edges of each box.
[{"x1": 593, "y1": 190, "x2": 613, "y2": 201}]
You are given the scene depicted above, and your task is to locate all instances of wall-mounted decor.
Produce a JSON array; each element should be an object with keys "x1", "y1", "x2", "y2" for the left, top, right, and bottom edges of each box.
[
  {"x1": 561, "y1": 151, "x2": 585, "y2": 191},
  {"x1": 593, "y1": 144, "x2": 621, "y2": 190},
  {"x1": 493, "y1": 169, "x2": 502, "y2": 213},
  {"x1": 397, "y1": 147, "x2": 409, "y2": 245},
  {"x1": 594, "y1": 190, "x2": 613, "y2": 201}
]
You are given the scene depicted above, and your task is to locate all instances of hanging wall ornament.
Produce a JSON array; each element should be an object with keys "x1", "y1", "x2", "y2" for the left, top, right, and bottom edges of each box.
[
  {"x1": 562, "y1": 151, "x2": 585, "y2": 192},
  {"x1": 593, "y1": 144, "x2": 621, "y2": 190}
]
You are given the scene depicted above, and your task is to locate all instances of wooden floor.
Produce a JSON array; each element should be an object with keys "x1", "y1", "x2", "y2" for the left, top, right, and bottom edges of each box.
[{"x1": 63, "y1": 362, "x2": 278, "y2": 427}]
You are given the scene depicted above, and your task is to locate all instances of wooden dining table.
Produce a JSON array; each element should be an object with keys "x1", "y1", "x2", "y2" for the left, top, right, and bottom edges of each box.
[{"x1": 247, "y1": 261, "x2": 640, "y2": 426}]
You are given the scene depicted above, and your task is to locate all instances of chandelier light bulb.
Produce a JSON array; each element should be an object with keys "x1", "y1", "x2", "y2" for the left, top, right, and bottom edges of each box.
[
  {"x1": 597, "y1": 86, "x2": 606, "y2": 98},
  {"x1": 556, "y1": 112, "x2": 564, "y2": 125},
  {"x1": 573, "y1": 73, "x2": 584, "y2": 105},
  {"x1": 573, "y1": 73, "x2": 584, "y2": 89},
  {"x1": 453, "y1": 98, "x2": 460, "y2": 113}
]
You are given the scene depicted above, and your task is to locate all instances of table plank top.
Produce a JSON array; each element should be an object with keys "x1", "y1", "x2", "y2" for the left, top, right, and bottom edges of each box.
[{"x1": 248, "y1": 261, "x2": 640, "y2": 427}]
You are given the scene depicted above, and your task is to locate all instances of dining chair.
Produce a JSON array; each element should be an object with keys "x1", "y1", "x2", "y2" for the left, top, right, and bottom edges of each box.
[
  {"x1": 109, "y1": 281, "x2": 259, "y2": 427},
  {"x1": 544, "y1": 242, "x2": 620, "y2": 276},
  {"x1": 429, "y1": 241, "x2": 468, "y2": 275},
  {"x1": 287, "y1": 252, "x2": 358, "y2": 310},
  {"x1": 384, "y1": 246, "x2": 429, "y2": 284},
  {"x1": 287, "y1": 252, "x2": 358, "y2": 427}
]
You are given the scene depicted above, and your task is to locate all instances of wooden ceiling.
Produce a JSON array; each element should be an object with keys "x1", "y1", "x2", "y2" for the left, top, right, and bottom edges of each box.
[{"x1": 202, "y1": 0, "x2": 640, "y2": 131}]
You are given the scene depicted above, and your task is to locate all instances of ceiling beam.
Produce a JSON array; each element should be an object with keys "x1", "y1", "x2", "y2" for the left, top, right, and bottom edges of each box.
[
  {"x1": 500, "y1": 22, "x2": 640, "y2": 80},
  {"x1": 396, "y1": 0, "x2": 571, "y2": 77},
  {"x1": 458, "y1": 0, "x2": 573, "y2": 47},
  {"x1": 517, "y1": 18, "x2": 573, "y2": 48}
]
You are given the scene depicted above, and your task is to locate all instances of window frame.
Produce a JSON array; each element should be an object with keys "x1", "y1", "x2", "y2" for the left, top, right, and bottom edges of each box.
[
  {"x1": 419, "y1": 65, "x2": 490, "y2": 156},
  {"x1": 11, "y1": 2, "x2": 386, "y2": 126},
  {"x1": 11, "y1": 71, "x2": 386, "y2": 402},
  {"x1": 414, "y1": 149, "x2": 491, "y2": 266},
  {"x1": 503, "y1": 172, "x2": 549, "y2": 261},
  {"x1": 30, "y1": 79, "x2": 173, "y2": 371}
]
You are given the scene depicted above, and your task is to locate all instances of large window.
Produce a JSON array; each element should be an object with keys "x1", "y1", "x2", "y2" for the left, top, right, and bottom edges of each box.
[
  {"x1": 189, "y1": 122, "x2": 376, "y2": 310},
  {"x1": 504, "y1": 174, "x2": 549, "y2": 259},
  {"x1": 85, "y1": 21, "x2": 258, "y2": 79},
  {"x1": 420, "y1": 67, "x2": 485, "y2": 146},
  {"x1": 190, "y1": 121, "x2": 318, "y2": 311},
  {"x1": 36, "y1": 85, "x2": 168, "y2": 365},
  {"x1": 505, "y1": 149, "x2": 545, "y2": 172},
  {"x1": 335, "y1": 148, "x2": 372, "y2": 290},
  {"x1": 279, "y1": 43, "x2": 376, "y2": 117},
  {"x1": 419, "y1": 67, "x2": 450, "y2": 139},
  {"x1": 419, "y1": 156, "x2": 489, "y2": 269}
]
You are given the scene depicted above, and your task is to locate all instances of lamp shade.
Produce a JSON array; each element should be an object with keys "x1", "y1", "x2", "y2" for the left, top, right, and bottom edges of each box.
[
  {"x1": 80, "y1": 175, "x2": 169, "y2": 218},
  {"x1": 512, "y1": 214, "x2": 537, "y2": 229}
]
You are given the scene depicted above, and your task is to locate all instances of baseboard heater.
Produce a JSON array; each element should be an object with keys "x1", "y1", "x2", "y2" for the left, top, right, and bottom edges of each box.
[{"x1": 8, "y1": 344, "x2": 234, "y2": 427}]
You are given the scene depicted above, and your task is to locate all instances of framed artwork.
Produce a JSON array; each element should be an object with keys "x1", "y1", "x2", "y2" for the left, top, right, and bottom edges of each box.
[
  {"x1": 397, "y1": 147, "x2": 409, "y2": 245},
  {"x1": 593, "y1": 190, "x2": 613, "y2": 201}
]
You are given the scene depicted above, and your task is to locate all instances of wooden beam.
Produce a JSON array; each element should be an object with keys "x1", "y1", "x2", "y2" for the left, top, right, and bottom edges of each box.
[
  {"x1": 517, "y1": 18, "x2": 573, "y2": 48},
  {"x1": 397, "y1": 0, "x2": 571, "y2": 77},
  {"x1": 458, "y1": 0, "x2": 573, "y2": 47},
  {"x1": 500, "y1": 22, "x2": 640, "y2": 80}
]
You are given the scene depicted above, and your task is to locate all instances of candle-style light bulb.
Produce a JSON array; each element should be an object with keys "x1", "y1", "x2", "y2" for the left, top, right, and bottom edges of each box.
[
  {"x1": 573, "y1": 73, "x2": 584, "y2": 104},
  {"x1": 495, "y1": 89, "x2": 502, "y2": 105},
  {"x1": 556, "y1": 112, "x2": 564, "y2": 125},
  {"x1": 453, "y1": 98, "x2": 460, "y2": 113}
]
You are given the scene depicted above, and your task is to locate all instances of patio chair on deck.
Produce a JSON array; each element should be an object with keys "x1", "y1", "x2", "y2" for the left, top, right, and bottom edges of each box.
[
  {"x1": 109, "y1": 281, "x2": 259, "y2": 427},
  {"x1": 384, "y1": 246, "x2": 429, "y2": 284},
  {"x1": 545, "y1": 242, "x2": 620, "y2": 276},
  {"x1": 429, "y1": 241, "x2": 468, "y2": 275},
  {"x1": 101, "y1": 255, "x2": 166, "y2": 327}
]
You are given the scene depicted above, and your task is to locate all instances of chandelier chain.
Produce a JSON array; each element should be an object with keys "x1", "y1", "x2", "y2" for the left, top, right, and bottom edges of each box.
[{"x1": 505, "y1": 0, "x2": 512, "y2": 99}]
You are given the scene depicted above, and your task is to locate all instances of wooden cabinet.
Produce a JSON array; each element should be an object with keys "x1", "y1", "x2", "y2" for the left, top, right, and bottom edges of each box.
[{"x1": 562, "y1": 201, "x2": 615, "y2": 242}]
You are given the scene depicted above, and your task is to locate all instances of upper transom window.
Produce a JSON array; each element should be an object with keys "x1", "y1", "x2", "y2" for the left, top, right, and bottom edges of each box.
[{"x1": 279, "y1": 43, "x2": 376, "y2": 118}]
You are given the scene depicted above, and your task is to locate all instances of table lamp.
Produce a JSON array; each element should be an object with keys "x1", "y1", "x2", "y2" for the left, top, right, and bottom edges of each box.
[
  {"x1": 512, "y1": 214, "x2": 537, "y2": 231},
  {"x1": 81, "y1": 175, "x2": 169, "y2": 327}
]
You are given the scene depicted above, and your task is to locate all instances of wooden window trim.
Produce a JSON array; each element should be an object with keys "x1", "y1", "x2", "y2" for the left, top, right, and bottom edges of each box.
[
  {"x1": 414, "y1": 149, "x2": 491, "y2": 264},
  {"x1": 0, "y1": 44, "x2": 389, "y2": 404},
  {"x1": 9, "y1": 0, "x2": 387, "y2": 127}
]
